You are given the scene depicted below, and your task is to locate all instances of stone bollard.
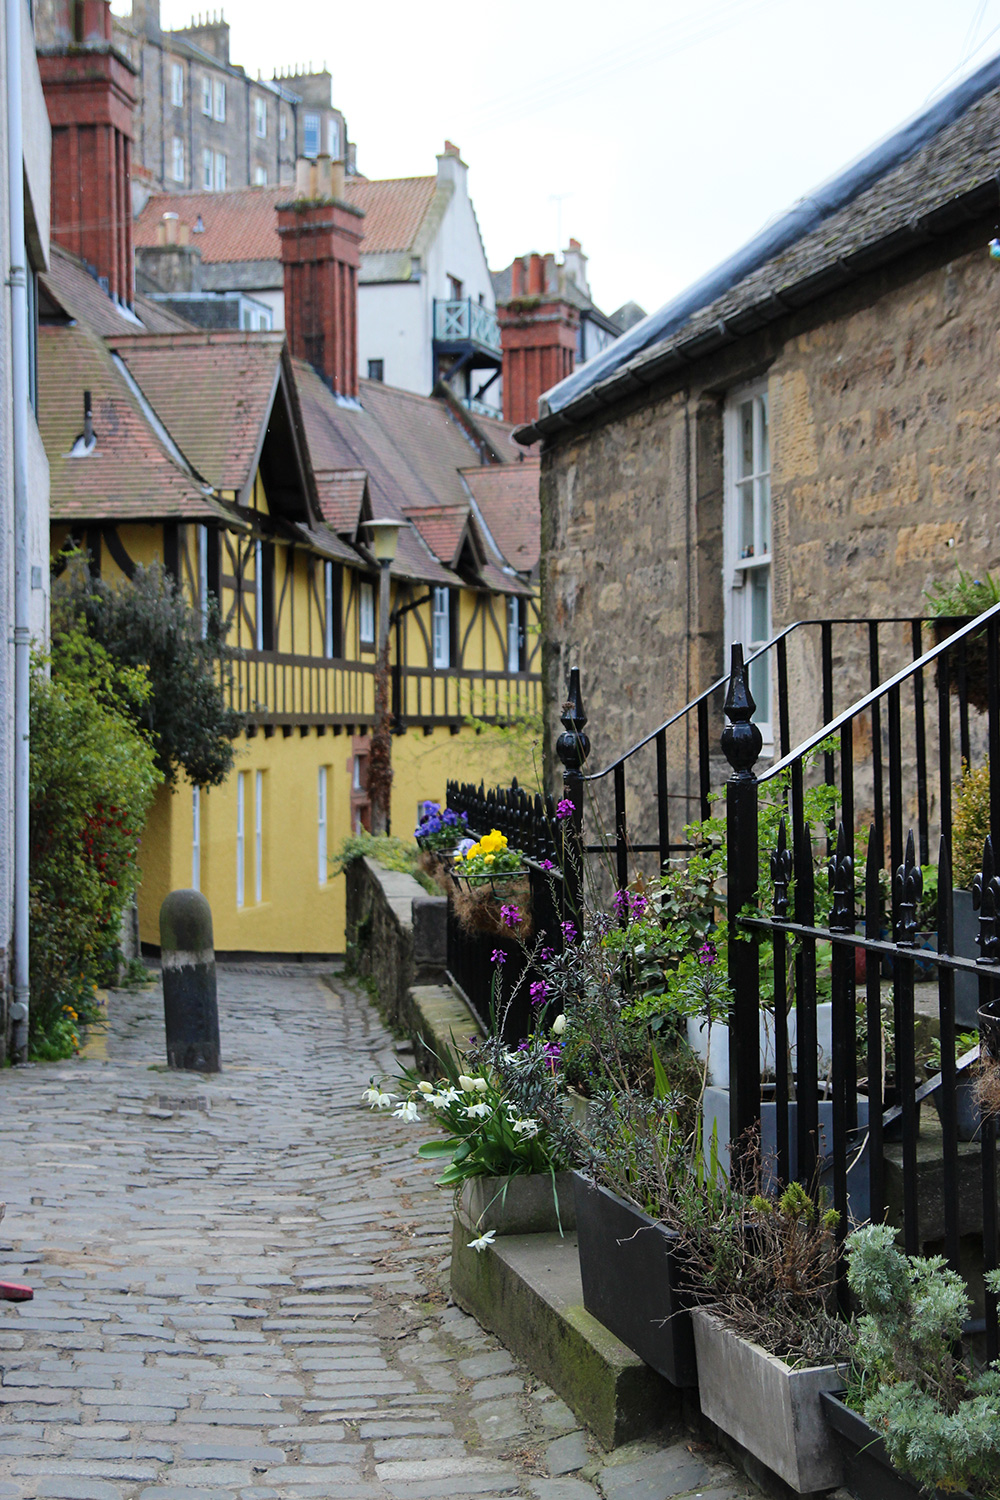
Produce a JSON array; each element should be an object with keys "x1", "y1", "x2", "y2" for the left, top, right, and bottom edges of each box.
[{"x1": 159, "y1": 889, "x2": 221, "y2": 1073}]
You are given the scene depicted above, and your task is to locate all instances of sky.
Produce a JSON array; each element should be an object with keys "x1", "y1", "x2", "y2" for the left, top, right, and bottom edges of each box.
[{"x1": 120, "y1": 0, "x2": 1000, "y2": 317}]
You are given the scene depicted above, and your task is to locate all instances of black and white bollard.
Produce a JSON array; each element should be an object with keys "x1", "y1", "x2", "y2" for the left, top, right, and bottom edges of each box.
[{"x1": 159, "y1": 889, "x2": 221, "y2": 1073}]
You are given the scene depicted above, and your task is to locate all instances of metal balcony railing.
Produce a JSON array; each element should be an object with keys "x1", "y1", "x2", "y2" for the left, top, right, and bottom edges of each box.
[{"x1": 433, "y1": 298, "x2": 501, "y2": 353}]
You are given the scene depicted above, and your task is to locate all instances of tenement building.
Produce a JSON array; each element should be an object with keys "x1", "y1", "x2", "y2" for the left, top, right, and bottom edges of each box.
[{"x1": 514, "y1": 56, "x2": 1000, "y2": 811}]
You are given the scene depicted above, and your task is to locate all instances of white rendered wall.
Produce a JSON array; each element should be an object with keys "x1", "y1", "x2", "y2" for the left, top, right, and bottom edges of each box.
[{"x1": 357, "y1": 279, "x2": 425, "y2": 392}]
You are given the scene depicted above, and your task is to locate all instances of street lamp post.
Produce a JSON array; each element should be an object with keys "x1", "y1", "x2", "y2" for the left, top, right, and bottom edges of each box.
[{"x1": 364, "y1": 519, "x2": 405, "y2": 836}]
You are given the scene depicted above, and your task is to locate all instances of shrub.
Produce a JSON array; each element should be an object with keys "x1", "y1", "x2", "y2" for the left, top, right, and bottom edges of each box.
[
  {"x1": 30, "y1": 628, "x2": 162, "y2": 1057},
  {"x1": 332, "y1": 831, "x2": 436, "y2": 893},
  {"x1": 52, "y1": 555, "x2": 243, "y2": 788},
  {"x1": 953, "y1": 759, "x2": 991, "y2": 890}
]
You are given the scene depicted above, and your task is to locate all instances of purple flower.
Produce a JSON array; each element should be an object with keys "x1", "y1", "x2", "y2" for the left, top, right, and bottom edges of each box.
[
  {"x1": 529, "y1": 981, "x2": 549, "y2": 1006},
  {"x1": 613, "y1": 888, "x2": 629, "y2": 917},
  {"x1": 561, "y1": 921, "x2": 577, "y2": 944},
  {"x1": 517, "y1": 1038, "x2": 530, "y2": 1052},
  {"x1": 539, "y1": 858, "x2": 555, "y2": 871},
  {"x1": 500, "y1": 903, "x2": 522, "y2": 930},
  {"x1": 699, "y1": 942, "x2": 716, "y2": 966},
  {"x1": 630, "y1": 892, "x2": 648, "y2": 918},
  {"x1": 491, "y1": 948, "x2": 507, "y2": 966},
  {"x1": 540, "y1": 946, "x2": 555, "y2": 962},
  {"x1": 555, "y1": 798, "x2": 575, "y2": 821},
  {"x1": 543, "y1": 1040, "x2": 563, "y2": 1066}
]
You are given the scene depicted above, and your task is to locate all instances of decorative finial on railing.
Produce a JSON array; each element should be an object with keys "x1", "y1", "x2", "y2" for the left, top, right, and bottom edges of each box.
[
  {"x1": 893, "y1": 829, "x2": 922, "y2": 947},
  {"x1": 828, "y1": 822, "x2": 854, "y2": 932},
  {"x1": 556, "y1": 667, "x2": 590, "y2": 773},
  {"x1": 721, "y1": 644, "x2": 762, "y2": 779},
  {"x1": 770, "y1": 817, "x2": 793, "y2": 918},
  {"x1": 973, "y1": 835, "x2": 1000, "y2": 964}
]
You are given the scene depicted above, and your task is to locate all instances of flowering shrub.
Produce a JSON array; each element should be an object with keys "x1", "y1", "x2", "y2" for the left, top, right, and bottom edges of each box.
[
  {"x1": 459, "y1": 828, "x2": 525, "y2": 879},
  {"x1": 414, "y1": 801, "x2": 468, "y2": 853},
  {"x1": 30, "y1": 627, "x2": 161, "y2": 1058}
]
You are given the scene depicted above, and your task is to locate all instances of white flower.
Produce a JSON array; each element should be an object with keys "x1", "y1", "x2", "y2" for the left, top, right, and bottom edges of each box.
[
  {"x1": 437, "y1": 1086, "x2": 461, "y2": 1105},
  {"x1": 473, "y1": 1076, "x2": 489, "y2": 1093},
  {"x1": 465, "y1": 1101, "x2": 491, "y2": 1119},
  {"x1": 512, "y1": 1117, "x2": 539, "y2": 1139},
  {"x1": 552, "y1": 1014, "x2": 567, "y2": 1035},
  {"x1": 457, "y1": 1074, "x2": 476, "y2": 1092},
  {"x1": 362, "y1": 1086, "x2": 395, "y2": 1110},
  {"x1": 467, "y1": 1229, "x2": 496, "y2": 1252},
  {"x1": 393, "y1": 1101, "x2": 421, "y2": 1123},
  {"x1": 417, "y1": 1081, "x2": 435, "y2": 1094}
]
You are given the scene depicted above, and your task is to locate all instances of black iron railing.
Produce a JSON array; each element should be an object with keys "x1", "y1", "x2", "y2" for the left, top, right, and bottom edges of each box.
[{"x1": 722, "y1": 607, "x2": 1000, "y2": 1354}]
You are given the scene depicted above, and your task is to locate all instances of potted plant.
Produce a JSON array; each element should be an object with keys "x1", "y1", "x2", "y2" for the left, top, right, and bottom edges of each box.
[
  {"x1": 977, "y1": 993, "x2": 1000, "y2": 1120},
  {"x1": 925, "y1": 568, "x2": 1000, "y2": 716},
  {"x1": 449, "y1": 828, "x2": 531, "y2": 937},
  {"x1": 951, "y1": 762, "x2": 991, "y2": 1029},
  {"x1": 414, "y1": 800, "x2": 467, "y2": 885},
  {"x1": 821, "y1": 1223, "x2": 1000, "y2": 1499},
  {"x1": 928, "y1": 1032, "x2": 982, "y2": 1141}
]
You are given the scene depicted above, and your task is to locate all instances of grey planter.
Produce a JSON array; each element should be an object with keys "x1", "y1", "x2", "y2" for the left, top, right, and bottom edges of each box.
[
  {"x1": 458, "y1": 1171, "x2": 576, "y2": 1235},
  {"x1": 691, "y1": 1308, "x2": 845, "y2": 1494},
  {"x1": 952, "y1": 888, "x2": 982, "y2": 1030}
]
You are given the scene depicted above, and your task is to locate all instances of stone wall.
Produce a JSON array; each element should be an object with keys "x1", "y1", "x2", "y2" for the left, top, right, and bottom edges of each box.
[{"x1": 540, "y1": 219, "x2": 1000, "y2": 860}]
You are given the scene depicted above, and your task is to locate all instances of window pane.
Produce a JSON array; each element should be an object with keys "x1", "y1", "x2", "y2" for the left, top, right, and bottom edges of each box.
[
  {"x1": 759, "y1": 392, "x2": 769, "y2": 474},
  {"x1": 303, "y1": 113, "x2": 320, "y2": 157},
  {"x1": 739, "y1": 400, "x2": 754, "y2": 478},
  {"x1": 757, "y1": 475, "x2": 771, "y2": 556},
  {"x1": 738, "y1": 481, "x2": 754, "y2": 559},
  {"x1": 750, "y1": 568, "x2": 770, "y2": 643}
]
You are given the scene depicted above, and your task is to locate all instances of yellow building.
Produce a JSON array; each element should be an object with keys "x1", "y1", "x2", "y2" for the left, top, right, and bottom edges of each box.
[{"x1": 41, "y1": 245, "x2": 541, "y2": 956}]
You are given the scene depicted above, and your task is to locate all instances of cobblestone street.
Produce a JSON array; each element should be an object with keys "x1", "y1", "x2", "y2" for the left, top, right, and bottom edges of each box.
[{"x1": 0, "y1": 968, "x2": 762, "y2": 1500}]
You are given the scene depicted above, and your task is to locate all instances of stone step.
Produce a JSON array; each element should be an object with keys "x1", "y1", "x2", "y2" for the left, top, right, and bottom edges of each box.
[{"x1": 449, "y1": 1211, "x2": 682, "y2": 1451}]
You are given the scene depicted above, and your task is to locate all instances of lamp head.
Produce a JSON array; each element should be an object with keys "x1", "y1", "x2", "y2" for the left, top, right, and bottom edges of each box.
[{"x1": 364, "y1": 518, "x2": 407, "y2": 564}]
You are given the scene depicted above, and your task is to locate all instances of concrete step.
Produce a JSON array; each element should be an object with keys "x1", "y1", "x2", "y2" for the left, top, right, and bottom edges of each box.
[{"x1": 450, "y1": 1210, "x2": 682, "y2": 1451}]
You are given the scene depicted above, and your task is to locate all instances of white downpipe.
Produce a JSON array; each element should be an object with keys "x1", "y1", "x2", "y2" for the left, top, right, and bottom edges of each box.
[{"x1": 6, "y1": 0, "x2": 31, "y2": 1061}]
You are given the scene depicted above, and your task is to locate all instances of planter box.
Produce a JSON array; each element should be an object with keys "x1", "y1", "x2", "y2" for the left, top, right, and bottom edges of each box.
[
  {"x1": 572, "y1": 1173, "x2": 696, "y2": 1388},
  {"x1": 819, "y1": 1389, "x2": 972, "y2": 1500},
  {"x1": 702, "y1": 1086, "x2": 871, "y2": 1224},
  {"x1": 953, "y1": 888, "x2": 982, "y2": 1030},
  {"x1": 692, "y1": 1309, "x2": 844, "y2": 1493},
  {"x1": 459, "y1": 1171, "x2": 576, "y2": 1235},
  {"x1": 687, "y1": 1004, "x2": 833, "y2": 1090}
]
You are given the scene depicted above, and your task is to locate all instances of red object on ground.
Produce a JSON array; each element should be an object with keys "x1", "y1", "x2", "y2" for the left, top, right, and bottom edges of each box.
[{"x1": 0, "y1": 1282, "x2": 33, "y2": 1301}]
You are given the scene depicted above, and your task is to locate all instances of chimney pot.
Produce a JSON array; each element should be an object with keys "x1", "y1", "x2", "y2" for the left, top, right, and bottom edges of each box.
[
  {"x1": 295, "y1": 156, "x2": 312, "y2": 197},
  {"x1": 527, "y1": 253, "x2": 544, "y2": 296},
  {"x1": 510, "y1": 258, "x2": 524, "y2": 298},
  {"x1": 498, "y1": 252, "x2": 579, "y2": 425},
  {"x1": 315, "y1": 154, "x2": 333, "y2": 199},
  {"x1": 83, "y1": 391, "x2": 93, "y2": 448}
]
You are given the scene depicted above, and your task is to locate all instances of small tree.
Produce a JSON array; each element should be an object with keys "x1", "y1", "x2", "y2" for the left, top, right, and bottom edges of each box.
[{"x1": 53, "y1": 555, "x2": 244, "y2": 787}]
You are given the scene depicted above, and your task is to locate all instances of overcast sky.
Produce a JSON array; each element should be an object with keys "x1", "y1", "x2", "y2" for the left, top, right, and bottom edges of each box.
[{"x1": 127, "y1": 0, "x2": 1000, "y2": 317}]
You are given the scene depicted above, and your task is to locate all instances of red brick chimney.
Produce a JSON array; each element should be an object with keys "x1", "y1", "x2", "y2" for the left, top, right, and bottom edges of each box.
[
  {"x1": 277, "y1": 157, "x2": 365, "y2": 400},
  {"x1": 499, "y1": 253, "x2": 579, "y2": 427},
  {"x1": 38, "y1": 0, "x2": 137, "y2": 308}
]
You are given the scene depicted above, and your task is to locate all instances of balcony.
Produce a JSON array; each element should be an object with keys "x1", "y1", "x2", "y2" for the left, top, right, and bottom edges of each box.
[{"x1": 433, "y1": 298, "x2": 501, "y2": 355}]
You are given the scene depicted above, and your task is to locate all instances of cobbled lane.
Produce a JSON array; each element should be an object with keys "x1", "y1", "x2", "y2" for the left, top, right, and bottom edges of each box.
[{"x1": 0, "y1": 967, "x2": 763, "y2": 1500}]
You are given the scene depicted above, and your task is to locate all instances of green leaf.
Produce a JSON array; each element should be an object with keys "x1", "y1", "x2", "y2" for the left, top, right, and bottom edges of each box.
[{"x1": 417, "y1": 1139, "x2": 458, "y2": 1158}]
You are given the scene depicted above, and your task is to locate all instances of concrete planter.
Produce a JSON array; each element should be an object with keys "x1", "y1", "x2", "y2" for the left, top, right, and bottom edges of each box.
[
  {"x1": 687, "y1": 1004, "x2": 833, "y2": 1089},
  {"x1": 572, "y1": 1173, "x2": 696, "y2": 1388},
  {"x1": 459, "y1": 1171, "x2": 576, "y2": 1235},
  {"x1": 819, "y1": 1390, "x2": 972, "y2": 1500},
  {"x1": 691, "y1": 1308, "x2": 844, "y2": 1493},
  {"x1": 953, "y1": 888, "x2": 982, "y2": 1030}
]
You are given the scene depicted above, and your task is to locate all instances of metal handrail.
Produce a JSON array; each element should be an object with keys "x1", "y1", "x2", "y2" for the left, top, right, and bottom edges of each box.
[{"x1": 583, "y1": 615, "x2": 929, "y2": 783}]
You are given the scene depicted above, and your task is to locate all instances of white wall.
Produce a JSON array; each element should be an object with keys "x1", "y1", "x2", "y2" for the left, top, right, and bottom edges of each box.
[{"x1": 357, "y1": 279, "x2": 424, "y2": 392}]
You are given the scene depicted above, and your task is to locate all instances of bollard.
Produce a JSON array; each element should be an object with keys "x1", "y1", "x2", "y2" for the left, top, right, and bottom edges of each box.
[{"x1": 159, "y1": 889, "x2": 221, "y2": 1072}]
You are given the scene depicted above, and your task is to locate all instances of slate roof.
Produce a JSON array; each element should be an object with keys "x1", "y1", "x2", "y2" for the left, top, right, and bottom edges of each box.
[
  {"x1": 461, "y1": 459, "x2": 541, "y2": 574},
  {"x1": 109, "y1": 331, "x2": 284, "y2": 495},
  {"x1": 42, "y1": 245, "x2": 198, "y2": 336},
  {"x1": 133, "y1": 175, "x2": 440, "y2": 265},
  {"x1": 520, "y1": 52, "x2": 1000, "y2": 438},
  {"x1": 41, "y1": 321, "x2": 225, "y2": 523}
]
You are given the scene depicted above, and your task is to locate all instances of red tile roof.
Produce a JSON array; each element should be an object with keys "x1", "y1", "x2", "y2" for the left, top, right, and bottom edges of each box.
[
  {"x1": 461, "y1": 459, "x2": 541, "y2": 574},
  {"x1": 42, "y1": 245, "x2": 198, "y2": 336},
  {"x1": 403, "y1": 505, "x2": 469, "y2": 568},
  {"x1": 41, "y1": 322, "x2": 224, "y2": 523},
  {"x1": 314, "y1": 469, "x2": 367, "y2": 534},
  {"x1": 109, "y1": 331, "x2": 284, "y2": 495},
  {"x1": 133, "y1": 175, "x2": 440, "y2": 265}
]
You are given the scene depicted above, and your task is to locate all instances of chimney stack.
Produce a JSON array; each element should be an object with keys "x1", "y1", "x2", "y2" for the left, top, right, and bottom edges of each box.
[
  {"x1": 498, "y1": 253, "x2": 579, "y2": 427},
  {"x1": 38, "y1": 0, "x2": 137, "y2": 307},
  {"x1": 277, "y1": 157, "x2": 364, "y2": 399}
]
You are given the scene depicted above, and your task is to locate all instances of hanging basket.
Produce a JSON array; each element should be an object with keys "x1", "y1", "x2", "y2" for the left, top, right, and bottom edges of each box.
[
  {"x1": 417, "y1": 848, "x2": 456, "y2": 895},
  {"x1": 449, "y1": 869, "x2": 532, "y2": 938},
  {"x1": 932, "y1": 618, "x2": 992, "y2": 715}
]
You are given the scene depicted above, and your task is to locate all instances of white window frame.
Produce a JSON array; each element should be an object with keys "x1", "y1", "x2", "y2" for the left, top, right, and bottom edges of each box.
[
  {"x1": 171, "y1": 62, "x2": 184, "y2": 107},
  {"x1": 236, "y1": 772, "x2": 246, "y2": 908},
  {"x1": 324, "y1": 560, "x2": 336, "y2": 658},
  {"x1": 213, "y1": 79, "x2": 226, "y2": 122},
  {"x1": 202, "y1": 147, "x2": 213, "y2": 190},
  {"x1": 198, "y1": 524, "x2": 209, "y2": 639},
  {"x1": 254, "y1": 96, "x2": 267, "y2": 138},
  {"x1": 255, "y1": 539, "x2": 264, "y2": 651},
  {"x1": 214, "y1": 151, "x2": 227, "y2": 191},
  {"x1": 253, "y1": 165, "x2": 267, "y2": 186},
  {"x1": 317, "y1": 766, "x2": 328, "y2": 886},
  {"x1": 201, "y1": 73, "x2": 212, "y2": 115},
  {"x1": 171, "y1": 137, "x2": 185, "y2": 183},
  {"x1": 191, "y1": 785, "x2": 201, "y2": 891},
  {"x1": 359, "y1": 580, "x2": 375, "y2": 645},
  {"x1": 254, "y1": 770, "x2": 263, "y2": 905},
  {"x1": 723, "y1": 378, "x2": 772, "y2": 745},
  {"x1": 432, "y1": 587, "x2": 450, "y2": 669},
  {"x1": 327, "y1": 118, "x2": 341, "y2": 158},
  {"x1": 279, "y1": 111, "x2": 287, "y2": 142},
  {"x1": 507, "y1": 596, "x2": 521, "y2": 674},
  {"x1": 303, "y1": 111, "x2": 320, "y2": 158}
]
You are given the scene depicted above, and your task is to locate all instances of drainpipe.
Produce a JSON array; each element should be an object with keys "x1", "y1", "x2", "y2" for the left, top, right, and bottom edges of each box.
[{"x1": 6, "y1": 0, "x2": 31, "y2": 1061}]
